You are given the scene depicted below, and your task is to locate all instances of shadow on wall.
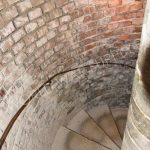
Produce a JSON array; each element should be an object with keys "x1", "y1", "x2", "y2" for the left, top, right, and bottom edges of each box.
[{"x1": 138, "y1": 46, "x2": 150, "y2": 94}]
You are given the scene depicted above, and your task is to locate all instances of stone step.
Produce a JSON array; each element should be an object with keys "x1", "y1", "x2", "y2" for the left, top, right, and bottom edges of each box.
[
  {"x1": 51, "y1": 127, "x2": 109, "y2": 150},
  {"x1": 87, "y1": 104, "x2": 122, "y2": 147},
  {"x1": 110, "y1": 107, "x2": 128, "y2": 139},
  {"x1": 67, "y1": 110, "x2": 120, "y2": 150}
]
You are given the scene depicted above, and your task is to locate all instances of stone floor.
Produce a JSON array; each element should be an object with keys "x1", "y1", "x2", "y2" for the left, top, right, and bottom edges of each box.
[{"x1": 52, "y1": 104, "x2": 128, "y2": 150}]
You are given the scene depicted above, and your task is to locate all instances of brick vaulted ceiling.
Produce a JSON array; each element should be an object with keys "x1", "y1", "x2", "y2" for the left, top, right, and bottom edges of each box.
[{"x1": 0, "y1": 0, "x2": 146, "y2": 149}]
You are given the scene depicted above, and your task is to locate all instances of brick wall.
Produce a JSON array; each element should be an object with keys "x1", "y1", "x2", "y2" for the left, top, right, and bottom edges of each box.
[
  {"x1": 0, "y1": 0, "x2": 146, "y2": 149},
  {"x1": 4, "y1": 65, "x2": 134, "y2": 150}
]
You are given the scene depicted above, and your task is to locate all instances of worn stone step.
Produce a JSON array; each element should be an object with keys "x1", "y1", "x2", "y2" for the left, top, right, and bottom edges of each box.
[
  {"x1": 51, "y1": 127, "x2": 109, "y2": 150},
  {"x1": 67, "y1": 110, "x2": 120, "y2": 150},
  {"x1": 110, "y1": 107, "x2": 128, "y2": 139},
  {"x1": 87, "y1": 104, "x2": 122, "y2": 147}
]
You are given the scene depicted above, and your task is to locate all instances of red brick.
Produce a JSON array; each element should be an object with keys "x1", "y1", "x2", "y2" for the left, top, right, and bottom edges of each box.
[
  {"x1": 124, "y1": 12, "x2": 137, "y2": 19},
  {"x1": 96, "y1": 5, "x2": 106, "y2": 12},
  {"x1": 114, "y1": 41, "x2": 123, "y2": 47},
  {"x1": 113, "y1": 28, "x2": 123, "y2": 35},
  {"x1": 122, "y1": 0, "x2": 135, "y2": 5},
  {"x1": 87, "y1": 21, "x2": 97, "y2": 28},
  {"x1": 92, "y1": 12, "x2": 103, "y2": 20},
  {"x1": 89, "y1": 6, "x2": 96, "y2": 13},
  {"x1": 108, "y1": 0, "x2": 122, "y2": 7},
  {"x1": 83, "y1": 6, "x2": 91, "y2": 14},
  {"x1": 108, "y1": 23, "x2": 119, "y2": 30},
  {"x1": 111, "y1": 14, "x2": 125, "y2": 21},
  {"x1": 71, "y1": 10, "x2": 84, "y2": 19},
  {"x1": 116, "y1": 5, "x2": 129, "y2": 14},
  {"x1": 45, "y1": 39, "x2": 55, "y2": 49},
  {"x1": 103, "y1": 8, "x2": 116, "y2": 16},
  {"x1": 118, "y1": 21, "x2": 132, "y2": 28},
  {"x1": 122, "y1": 26, "x2": 135, "y2": 33},
  {"x1": 91, "y1": 0, "x2": 107, "y2": 6},
  {"x1": 85, "y1": 43, "x2": 96, "y2": 51},
  {"x1": 108, "y1": 21, "x2": 132, "y2": 30},
  {"x1": 83, "y1": 15, "x2": 92, "y2": 23},
  {"x1": 132, "y1": 18, "x2": 143, "y2": 26},
  {"x1": 129, "y1": 33, "x2": 141, "y2": 39},
  {"x1": 71, "y1": 10, "x2": 79, "y2": 19},
  {"x1": 118, "y1": 34, "x2": 130, "y2": 40},
  {"x1": 80, "y1": 37, "x2": 97, "y2": 46},
  {"x1": 97, "y1": 26, "x2": 108, "y2": 34},
  {"x1": 103, "y1": 31, "x2": 113, "y2": 38},
  {"x1": 86, "y1": 29, "x2": 97, "y2": 38},
  {"x1": 136, "y1": 10, "x2": 144, "y2": 18},
  {"x1": 79, "y1": 29, "x2": 96, "y2": 41},
  {"x1": 129, "y1": 2, "x2": 143, "y2": 12},
  {"x1": 114, "y1": 26, "x2": 135, "y2": 35},
  {"x1": 134, "y1": 26, "x2": 142, "y2": 33},
  {"x1": 0, "y1": 89, "x2": 5, "y2": 98}
]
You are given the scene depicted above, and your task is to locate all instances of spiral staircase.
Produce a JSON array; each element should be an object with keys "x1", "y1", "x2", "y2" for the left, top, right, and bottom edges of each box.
[{"x1": 51, "y1": 104, "x2": 128, "y2": 150}]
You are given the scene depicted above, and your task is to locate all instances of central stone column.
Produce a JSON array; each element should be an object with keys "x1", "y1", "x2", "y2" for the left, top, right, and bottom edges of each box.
[{"x1": 122, "y1": 0, "x2": 150, "y2": 149}]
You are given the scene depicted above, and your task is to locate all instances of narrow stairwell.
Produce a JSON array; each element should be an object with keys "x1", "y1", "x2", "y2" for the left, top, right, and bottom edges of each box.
[{"x1": 51, "y1": 104, "x2": 128, "y2": 150}]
